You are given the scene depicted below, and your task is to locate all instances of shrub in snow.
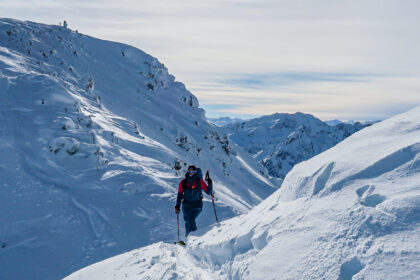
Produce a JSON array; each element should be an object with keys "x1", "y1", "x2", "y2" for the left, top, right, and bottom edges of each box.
[
  {"x1": 174, "y1": 160, "x2": 182, "y2": 170},
  {"x1": 147, "y1": 83, "x2": 154, "y2": 91},
  {"x1": 93, "y1": 96, "x2": 102, "y2": 108},
  {"x1": 86, "y1": 75, "x2": 94, "y2": 92},
  {"x1": 139, "y1": 58, "x2": 175, "y2": 91},
  {"x1": 57, "y1": 117, "x2": 79, "y2": 130},
  {"x1": 49, "y1": 137, "x2": 80, "y2": 155},
  {"x1": 134, "y1": 122, "x2": 140, "y2": 135},
  {"x1": 176, "y1": 136, "x2": 189, "y2": 150},
  {"x1": 120, "y1": 182, "x2": 143, "y2": 194},
  {"x1": 73, "y1": 101, "x2": 81, "y2": 113}
]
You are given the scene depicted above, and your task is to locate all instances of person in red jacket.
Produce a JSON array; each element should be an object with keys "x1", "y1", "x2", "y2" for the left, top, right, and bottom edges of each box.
[{"x1": 175, "y1": 165, "x2": 213, "y2": 237}]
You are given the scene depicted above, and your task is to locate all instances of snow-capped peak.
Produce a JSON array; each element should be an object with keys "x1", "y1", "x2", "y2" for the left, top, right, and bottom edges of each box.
[{"x1": 226, "y1": 112, "x2": 371, "y2": 178}]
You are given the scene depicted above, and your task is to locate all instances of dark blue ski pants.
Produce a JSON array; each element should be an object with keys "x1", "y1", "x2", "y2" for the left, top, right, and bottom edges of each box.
[{"x1": 182, "y1": 202, "x2": 202, "y2": 237}]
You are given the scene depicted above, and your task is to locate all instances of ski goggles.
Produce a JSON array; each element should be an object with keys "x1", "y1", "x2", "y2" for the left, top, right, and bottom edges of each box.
[{"x1": 188, "y1": 170, "x2": 197, "y2": 175}]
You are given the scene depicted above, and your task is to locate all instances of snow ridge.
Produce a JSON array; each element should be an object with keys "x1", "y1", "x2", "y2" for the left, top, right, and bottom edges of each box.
[
  {"x1": 67, "y1": 106, "x2": 420, "y2": 280},
  {"x1": 0, "y1": 18, "x2": 275, "y2": 280}
]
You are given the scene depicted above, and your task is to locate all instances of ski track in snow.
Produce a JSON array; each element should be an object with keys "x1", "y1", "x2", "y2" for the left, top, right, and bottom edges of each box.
[
  {"x1": 71, "y1": 198, "x2": 108, "y2": 239},
  {"x1": 3, "y1": 236, "x2": 39, "y2": 250},
  {"x1": 66, "y1": 242, "x2": 220, "y2": 280}
]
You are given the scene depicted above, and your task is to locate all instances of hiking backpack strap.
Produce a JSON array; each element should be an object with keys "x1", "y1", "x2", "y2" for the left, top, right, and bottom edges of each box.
[
  {"x1": 182, "y1": 178, "x2": 202, "y2": 190},
  {"x1": 181, "y1": 178, "x2": 204, "y2": 202},
  {"x1": 194, "y1": 178, "x2": 201, "y2": 190}
]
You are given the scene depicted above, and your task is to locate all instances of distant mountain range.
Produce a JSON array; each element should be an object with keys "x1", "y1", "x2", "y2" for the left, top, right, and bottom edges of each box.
[
  {"x1": 225, "y1": 112, "x2": 373, "y2": 178},
  {"x1": 208, "y1": 116, "x2": 244, "y2": 126},
  {"x1": 210, "y1": 116, "x2": 378, "y2": 128},
  {"x1": 325, "y1": 119, "x2": 380, "y2": 126}
]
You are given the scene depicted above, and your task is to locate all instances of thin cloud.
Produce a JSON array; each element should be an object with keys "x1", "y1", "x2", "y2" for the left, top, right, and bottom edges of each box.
[{"x1": 216, "y1": 72, "x2": 372, "y2": 89}]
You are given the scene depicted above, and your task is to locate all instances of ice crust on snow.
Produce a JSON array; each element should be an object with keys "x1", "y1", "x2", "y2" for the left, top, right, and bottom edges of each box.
[
  {"x1": 67, "y1": 106, "x2": 420, "y2": 279},
  {"x1": 0, "y1": 19, "x2": 276, "y2": 280}
]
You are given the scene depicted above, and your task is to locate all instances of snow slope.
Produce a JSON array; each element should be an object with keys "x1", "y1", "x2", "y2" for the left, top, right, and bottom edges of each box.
[
  {"x1": 67, "y1": 106, "x2": 420, "y2": 279},
  {"x1": 226, "y1": 112, "x2": 370, "y2": 178},
  {"x1": 0, "y1": 19, "x2": 276, "y2": 280}
]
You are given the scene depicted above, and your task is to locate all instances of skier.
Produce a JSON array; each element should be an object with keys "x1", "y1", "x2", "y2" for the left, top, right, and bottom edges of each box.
[{"x1": 175, "y1": 165, "x2": 213, "y2": 237}]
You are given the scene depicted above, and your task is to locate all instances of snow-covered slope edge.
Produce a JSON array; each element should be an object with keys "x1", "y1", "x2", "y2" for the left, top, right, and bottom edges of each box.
[
  {"x1": 66, "y1": 106, "x2": 420, "y2": 279},
  {"x1": 0, "y1": 19, "x2": 275, "y2": 280}
]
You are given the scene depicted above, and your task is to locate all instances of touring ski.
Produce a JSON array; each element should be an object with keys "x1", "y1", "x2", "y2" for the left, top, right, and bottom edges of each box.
[{"x1": 174, "y1": 241, "x2": 186, "y2": 246}]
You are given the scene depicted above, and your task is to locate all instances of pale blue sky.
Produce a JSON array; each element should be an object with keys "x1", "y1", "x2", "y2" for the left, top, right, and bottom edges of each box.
[{"x1": 1, "y1": 0, "x2": 419, "y2": 120}]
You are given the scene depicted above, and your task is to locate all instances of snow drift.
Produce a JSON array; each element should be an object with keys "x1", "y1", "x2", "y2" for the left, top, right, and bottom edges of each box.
[
  {"x1": 67, "y1": 106, "x2": 420, "y2": 279},
  {"x1": 0, "y1": 19, "x2": 276, "y2": 280}
]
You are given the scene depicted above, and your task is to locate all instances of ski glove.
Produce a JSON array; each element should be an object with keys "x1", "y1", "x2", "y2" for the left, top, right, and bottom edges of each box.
[{"x1": 175, "y1": 205, "x2": 180, "y2": 214}]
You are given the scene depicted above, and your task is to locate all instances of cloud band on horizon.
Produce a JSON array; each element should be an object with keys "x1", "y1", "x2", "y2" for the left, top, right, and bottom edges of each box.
[{"x1": 1, "y1": 0, "x2": 420, "y2": 121}]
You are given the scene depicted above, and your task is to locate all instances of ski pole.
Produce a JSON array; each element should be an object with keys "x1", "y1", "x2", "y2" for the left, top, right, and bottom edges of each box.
[
  {"x1": 206, "y1": 170, "x2": 219, "y2": 224},
  {"x1": 211, "y1": 194, "x2": 219, "y2": 224},
  {"x1": 177, "y1": 212, "x2": 180, "y2": 242}
]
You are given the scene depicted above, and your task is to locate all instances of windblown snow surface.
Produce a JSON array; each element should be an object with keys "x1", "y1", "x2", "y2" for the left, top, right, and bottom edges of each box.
[
  {"x1": 66, "y1": 106, "x2": 420, "y2": 279},
  {"x1": 0, "y1": 19, "x2": 276, "y2": 279}
]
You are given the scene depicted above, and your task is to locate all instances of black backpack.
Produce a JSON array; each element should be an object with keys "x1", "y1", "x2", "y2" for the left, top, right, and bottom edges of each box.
[{"x1": 182, "y1": 167, "x2": 204, "y2": 202}]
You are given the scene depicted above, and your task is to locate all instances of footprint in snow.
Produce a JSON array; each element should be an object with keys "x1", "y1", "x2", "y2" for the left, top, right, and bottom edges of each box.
[{"x1": 338, "y1": 256, "x2": 365, "y2": 280}]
